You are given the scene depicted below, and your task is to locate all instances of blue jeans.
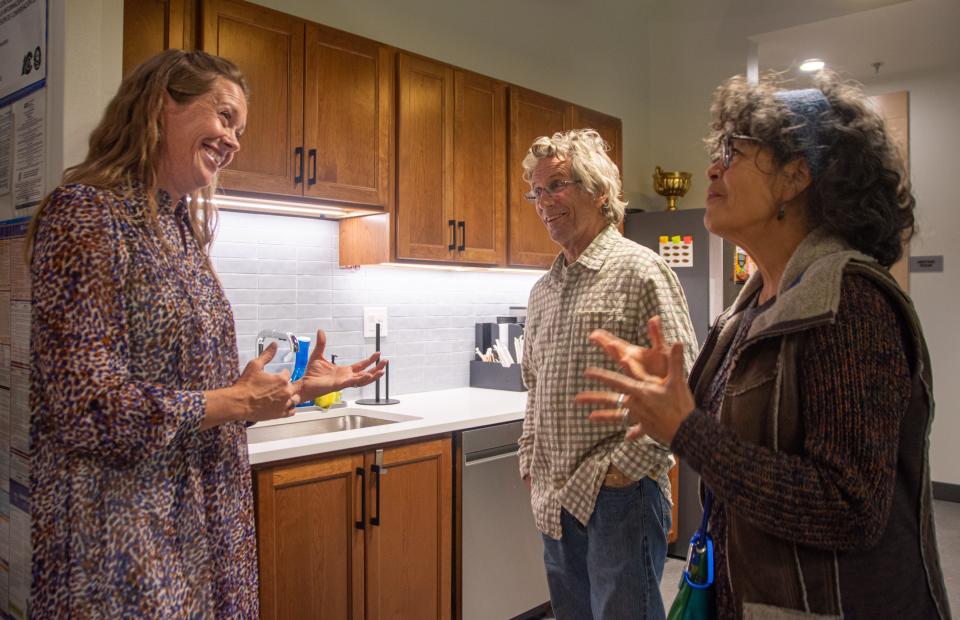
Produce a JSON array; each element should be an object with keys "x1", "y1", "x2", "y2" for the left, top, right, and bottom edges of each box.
[{"x1": 542, "y1": 477, "x2": 672, "y2": 619}]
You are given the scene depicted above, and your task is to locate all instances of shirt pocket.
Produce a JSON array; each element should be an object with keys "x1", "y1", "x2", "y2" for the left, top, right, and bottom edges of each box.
[{"x1": 570, "y1": 310, "x2": 635, "y2": 373}]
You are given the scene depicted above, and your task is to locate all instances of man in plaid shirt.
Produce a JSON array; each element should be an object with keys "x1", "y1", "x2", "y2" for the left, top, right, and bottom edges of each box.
[{"x1": 519, "y1": 129, "x2": 697, "y2": 619}]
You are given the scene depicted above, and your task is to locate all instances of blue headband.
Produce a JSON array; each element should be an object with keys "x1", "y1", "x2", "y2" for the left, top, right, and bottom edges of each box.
[{"x1": 774, "y1": 89, "x2": 831, "y2": 177}]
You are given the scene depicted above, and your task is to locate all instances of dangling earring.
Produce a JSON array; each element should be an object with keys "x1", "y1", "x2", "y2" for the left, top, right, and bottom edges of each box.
[{"x1": 777, "y1": 205, "x2": 786, "y2": 221}]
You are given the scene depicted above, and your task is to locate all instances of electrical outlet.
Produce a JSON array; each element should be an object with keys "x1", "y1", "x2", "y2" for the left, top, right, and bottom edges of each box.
[{"x1": 363, "y1": 307, "x2": 388, "y2": 337}]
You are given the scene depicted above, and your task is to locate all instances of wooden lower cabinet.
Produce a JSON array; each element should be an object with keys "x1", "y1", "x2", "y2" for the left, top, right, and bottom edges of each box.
[{"x1": 255, "y1": 437, "x2": 452, "y2": 620}]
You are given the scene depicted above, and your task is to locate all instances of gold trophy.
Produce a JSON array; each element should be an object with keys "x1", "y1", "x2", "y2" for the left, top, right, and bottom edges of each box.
[{"x1": 652, "y1": 166, "x2": 692, "y2": 211}]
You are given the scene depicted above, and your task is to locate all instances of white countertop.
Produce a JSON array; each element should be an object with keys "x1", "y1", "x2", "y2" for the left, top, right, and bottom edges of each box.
[{"x1": 246, "y1": 387, "x2": 528, "y2": 465}]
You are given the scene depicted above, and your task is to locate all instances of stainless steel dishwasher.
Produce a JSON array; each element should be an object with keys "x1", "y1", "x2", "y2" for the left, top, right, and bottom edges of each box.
[{"x1": 461, "y1": 420, "x2": 550, "y2": 619}]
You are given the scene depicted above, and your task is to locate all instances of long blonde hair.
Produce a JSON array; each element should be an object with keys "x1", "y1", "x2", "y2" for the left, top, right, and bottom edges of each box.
[{"x1": 26, "y1": 49, "x2": 249, "y2": 261}]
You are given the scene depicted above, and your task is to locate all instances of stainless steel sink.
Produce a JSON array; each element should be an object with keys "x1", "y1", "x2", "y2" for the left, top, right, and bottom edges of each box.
[{"x1": 246, "y1": 408, "x2": 418, "y2": 444}]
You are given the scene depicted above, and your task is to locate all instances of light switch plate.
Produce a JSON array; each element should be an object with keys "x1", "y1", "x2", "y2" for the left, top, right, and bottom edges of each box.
[{"x1": 363, "y1": 306, "x2": 388, "y2": 337}]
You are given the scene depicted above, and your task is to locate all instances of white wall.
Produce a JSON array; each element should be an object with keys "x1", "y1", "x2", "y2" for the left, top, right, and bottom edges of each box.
[{"x1": 865, "y1": 67, "x2": 960, "y2": 484}]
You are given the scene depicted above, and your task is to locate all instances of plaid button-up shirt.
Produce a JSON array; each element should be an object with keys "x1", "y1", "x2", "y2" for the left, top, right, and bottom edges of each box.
[{"x1": 519, "y1": 225, "x2": 698, "y2": 539}]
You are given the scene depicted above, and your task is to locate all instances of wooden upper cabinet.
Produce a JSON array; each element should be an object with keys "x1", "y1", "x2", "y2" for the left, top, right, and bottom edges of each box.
[
  {"x1": 572, "y1": 105, "x2": 623, "y2": 173},
  {"x1": 507, "y1": 86, "x2": 570, "y2": 269},
  {"x1": 202, "y1": 0, "x2": 304, "y2": 196},
  {"x1": 396, "y1": 54, "x2": 505, "y2": 265},
  {"x1": 365, "y1": 438, "x2": 452, "y2": 620},
  {"x1": 453, "y1": 71, "x2": 506, "y2": 265},
  {"x1": 123, "y1": 0, "x2": 196, "y2": 77},
  {"x1": 256, "y1": 452, "x2": 366, "y2": 620},
  {"x1": 304, "y1": 24, "x2": 393, "y2": 207},
  {"x1": 396, "y1": 54, "x2": 455, "y2": 262}
]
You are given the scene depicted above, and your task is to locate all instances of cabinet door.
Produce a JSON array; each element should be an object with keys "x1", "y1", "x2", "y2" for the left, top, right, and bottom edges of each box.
[
  {"x1": 453, "y1": 71, "x2": 506, "y2": 265},
  {"x1": 396, "y1": 54, "x2": 456, "y2": 261},
  {"x1": 256, "y1": 453, "x2": 366, "y2": 620},
  {"x1": 304, "y1": 24, "x2": 393, "y2": 208},
  {"x1": 122, "y1": 0, "x2": 196, "y2": 77},
  {"x1": 365, "y1": 438, "x2": 452, "y2": 620},
  {"x1": 201, "y1": 0, "x2": 304, "y2": 196},
  {"x1": 572, "y1": 105, "x2": 623, "y2": 174},
  {"x1": 507, "y1": 86, "x2": 570, "y2": 268}
]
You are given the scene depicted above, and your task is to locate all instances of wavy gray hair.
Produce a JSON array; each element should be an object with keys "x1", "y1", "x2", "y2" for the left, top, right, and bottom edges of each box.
[{"x1": 521, "y1": 128, "x2": 626, "y2": 225}]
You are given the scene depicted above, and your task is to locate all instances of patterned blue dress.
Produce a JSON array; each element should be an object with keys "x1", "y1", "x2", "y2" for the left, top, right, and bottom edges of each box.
[{"x1": 30, "y1": 183, "x2": 258, "y2": 618}]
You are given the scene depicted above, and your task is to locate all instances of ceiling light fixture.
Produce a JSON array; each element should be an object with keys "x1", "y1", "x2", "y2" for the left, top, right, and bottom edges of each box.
[{"x1": 799, "y1": 59, "x2": 825, "y2": 72}]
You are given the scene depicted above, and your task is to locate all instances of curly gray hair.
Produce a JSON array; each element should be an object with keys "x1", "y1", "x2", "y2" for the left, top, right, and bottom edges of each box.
[{"x1": 521, "y1": 129, "x2": 626, "y2": 225}]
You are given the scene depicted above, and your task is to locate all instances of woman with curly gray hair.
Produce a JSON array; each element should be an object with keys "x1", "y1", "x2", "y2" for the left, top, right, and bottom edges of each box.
[{"x1": 577, "y1": 72, "x2": 950, "y2": 619}]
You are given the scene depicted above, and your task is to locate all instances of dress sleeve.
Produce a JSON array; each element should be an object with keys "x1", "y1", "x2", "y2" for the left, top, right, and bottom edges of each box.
[
  {"x1": 31, "y1": 186, "x2": 205, "y2": 467},
  {"x1": 670, "y1": 274, "x2": 910, "y2": 550}
]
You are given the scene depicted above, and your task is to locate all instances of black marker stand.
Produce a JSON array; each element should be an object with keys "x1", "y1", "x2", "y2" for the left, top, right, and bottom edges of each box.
[{"x1": 356, "y1": 322, "x2": 399, "y2": 405}]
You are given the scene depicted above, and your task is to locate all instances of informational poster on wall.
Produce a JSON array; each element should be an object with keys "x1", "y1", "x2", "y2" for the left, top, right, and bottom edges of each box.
[
  {"x1": 0, "y1": 0, "x2": 47, "y2": 105},
  {"x1": 0, "y1": 220, "x2": 29, "y2": 619},
  {"x1": 0, "y1": 107, "x2": 10, "y2": 196},
  {"x1": 12, "y1": 90, "x2": 43, "y2": 214}
]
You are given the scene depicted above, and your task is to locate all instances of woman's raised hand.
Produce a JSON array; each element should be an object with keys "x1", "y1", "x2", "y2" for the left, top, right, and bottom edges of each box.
[
  {"x1": 235, "y1": 342, "x2": 301, "y2": 422},
  {"x1": 297, "y1": 329, "x2": 387, "y2": 402},
  {"x1": 575, "y1": 317, "x2": 695, "y2": 446}
]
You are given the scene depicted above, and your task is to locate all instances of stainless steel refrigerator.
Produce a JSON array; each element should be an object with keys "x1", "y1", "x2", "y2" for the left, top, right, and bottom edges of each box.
[{"x1": 623, "y1": 207, "x2": 738, "y2": 556}]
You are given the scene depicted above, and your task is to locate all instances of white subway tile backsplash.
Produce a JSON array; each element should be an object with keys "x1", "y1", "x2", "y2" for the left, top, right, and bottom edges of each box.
[
  {"x1": 257, "y1": 260, "x2": 298, "y2": 275},
  {"x1": 297, "y1": 261, "x2": 331, "y2": 275},
  {"x1": 220, "y1": 274, "x2": 255, "y2": 289},
  {"x1": 225, "y1": 289, "x2": 258, "y2": 305},
  {"x1": 260, "y1": 304, "x2": 299, "y2": 320},
  {"x1": 211, "y1": 242, "x2": 252, "y2": 258},
  {"x1": 297, "y1": 275, "x2": 332, "y2": 290},
  {"x1": 257, "y1": 275, "x2": 297, "y2": 289},
  {"x1": 218, "y1": 258, "x2": 260, "y2": 274},
  {"x1": 259, "y1": 289, "x2": 296, "y2": 304},
  {"x1": 296, "y1": 304, "x2": 333, "y2": 319},
  {"x1": 256, "y1": 245, "x2": 298, "y2": 260},
  {"x1": 232, "y1": 304, "x2": 258, "y2": 320},
  {"x1": 213, "y1": 210, "x2": 541, "y2": 395}
]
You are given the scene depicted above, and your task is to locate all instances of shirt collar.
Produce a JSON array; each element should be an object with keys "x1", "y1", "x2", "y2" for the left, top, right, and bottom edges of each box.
[{"x1": 547, "y1": 224, "x2": 620, "y2": 281}]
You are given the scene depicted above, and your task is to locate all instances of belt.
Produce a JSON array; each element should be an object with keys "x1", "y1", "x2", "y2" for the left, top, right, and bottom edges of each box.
[{"x1": 602, "y1": 465, "x2": 638, "y2": 488}]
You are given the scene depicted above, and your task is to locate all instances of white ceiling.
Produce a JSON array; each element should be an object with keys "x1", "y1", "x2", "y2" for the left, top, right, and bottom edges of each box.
[{"x1": 751, "y1": 0, "x2": 960, "y2": 82}]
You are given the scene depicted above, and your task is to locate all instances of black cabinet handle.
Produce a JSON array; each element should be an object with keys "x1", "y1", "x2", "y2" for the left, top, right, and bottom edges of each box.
[
  {"x1": 457, "y1": 220, "x2": 466, "y2": 252},
  {"x1": 370, "y1": 463, "x2": 382, "y2": 526},
  {"x1": 448, "y1": 219, "x2": 456, "y2": 251},
  {"x1": 308, "y1": 148, "x2": 317, "y2": 186},
  {"x1": 355, "y1": 467, "x2": 366, "y2": 530},
  {"x1": 294, "y1": 146, "x2": 304, "y2": 185}
]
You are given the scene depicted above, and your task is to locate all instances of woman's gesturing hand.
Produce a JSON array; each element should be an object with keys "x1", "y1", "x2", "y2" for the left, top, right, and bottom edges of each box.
[
  {"x1": 298, "y1": 329, "x2": 387, "y2": 402},
  {"x1": 236, "y1": 342, "x2": 301, "y2": 422},
  {"x1": 575, "y1": 318, "x2": 696, "y2": 446},
  {"x1": 592, "y1": 316, "x2": 672, "y2": 381}
]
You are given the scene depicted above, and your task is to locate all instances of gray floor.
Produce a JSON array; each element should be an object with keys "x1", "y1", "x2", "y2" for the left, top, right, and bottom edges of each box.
[{"x1": 547, "y1": 499, "x2": 960, "y2": 617}]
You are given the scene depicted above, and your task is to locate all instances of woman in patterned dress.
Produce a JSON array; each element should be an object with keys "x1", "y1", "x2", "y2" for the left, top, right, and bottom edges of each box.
[
  {"x1": 26, "y1": 49, "x2": 385, "y2": 618},
  {"x1": 577, "y1": 72, "x2": 950, "y2": 618}
]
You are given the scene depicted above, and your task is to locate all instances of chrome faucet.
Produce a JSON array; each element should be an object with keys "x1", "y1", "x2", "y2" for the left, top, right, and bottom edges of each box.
[{"x1": 256, "y1": 329, "x2": 299, "y2": 358}]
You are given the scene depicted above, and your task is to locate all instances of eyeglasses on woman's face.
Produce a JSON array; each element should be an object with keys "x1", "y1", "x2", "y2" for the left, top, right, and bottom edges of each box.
[
  {"x1": 716, "y1": 133, "x2": 764, "y2": 170},
  {"x1": 524, "y1": 178, "x2": 582, "y2": 204}
]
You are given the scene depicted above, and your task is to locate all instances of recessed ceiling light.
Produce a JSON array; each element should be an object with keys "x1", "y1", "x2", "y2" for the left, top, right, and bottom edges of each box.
[{"x1": 799, "y1": 59, "x2": 825, "y2": 72}]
